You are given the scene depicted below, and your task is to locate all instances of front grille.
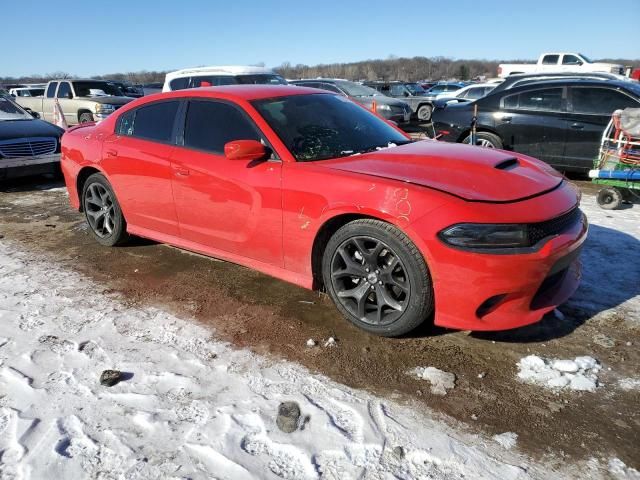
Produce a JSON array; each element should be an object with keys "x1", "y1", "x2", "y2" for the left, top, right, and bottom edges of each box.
[
  {"x1": 0, "y1": 137, "x2": 57, "y2": 158},
  {"x1": 528, "y1": 207, "x2": 583, "y2": 245}
]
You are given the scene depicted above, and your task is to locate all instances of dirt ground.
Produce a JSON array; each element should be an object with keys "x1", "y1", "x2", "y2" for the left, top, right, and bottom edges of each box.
[{"x1": 0, "y1": 175, "x2": 638, "y2": 471}]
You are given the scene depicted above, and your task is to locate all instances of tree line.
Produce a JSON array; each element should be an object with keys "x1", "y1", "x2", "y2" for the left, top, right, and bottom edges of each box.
[{"x1": 2, "y1": 56, "x2": 639, "y2": 85}]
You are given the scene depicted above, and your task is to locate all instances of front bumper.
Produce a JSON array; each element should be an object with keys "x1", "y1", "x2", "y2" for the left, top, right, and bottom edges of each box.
[
  {"x1": 433, "y1": 212, "x2": 587, "y2": 331},
  {"x1": 0, "y1": 153, "x2": 61, "y2": 179}
]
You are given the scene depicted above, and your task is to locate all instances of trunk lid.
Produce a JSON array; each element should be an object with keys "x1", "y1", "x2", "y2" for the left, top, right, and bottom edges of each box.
[{"x1": 321, "y1": 141, "x2": 564, "y2": 202}]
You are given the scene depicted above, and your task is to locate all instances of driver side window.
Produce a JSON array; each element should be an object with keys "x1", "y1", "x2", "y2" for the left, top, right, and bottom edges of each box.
[
  {"x1": 390, "y1": 85, "x2": 406, "y2": 96},
  {"x1": 183, "y1": 100, "x2": 263, "y2": 155}
]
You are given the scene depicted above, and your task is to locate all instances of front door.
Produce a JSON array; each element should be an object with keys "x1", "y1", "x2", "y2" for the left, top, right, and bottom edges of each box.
[
  {"x1": 563, "y1": 86, "x2": 640, "y2": 171},
  {"x1": 170, "y1": 99, "x2": 283, "y2": 266}
]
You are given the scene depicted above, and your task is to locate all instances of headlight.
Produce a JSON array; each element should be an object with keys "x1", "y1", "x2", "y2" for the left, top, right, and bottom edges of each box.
[
  {"x1": 376, "y1": 104, "x2": 391, "y2": 112},
  {"x1": 438, "y1": 223, "x2": 530, "y2": 249},
  {"x1": 95, "y1": 104, "x2": 115, "y2": 113}
]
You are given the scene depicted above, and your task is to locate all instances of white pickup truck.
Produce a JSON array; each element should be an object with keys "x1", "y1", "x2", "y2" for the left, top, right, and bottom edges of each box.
[{"x1": 498, "y1": 53, "x2": 625, "y2": 78}]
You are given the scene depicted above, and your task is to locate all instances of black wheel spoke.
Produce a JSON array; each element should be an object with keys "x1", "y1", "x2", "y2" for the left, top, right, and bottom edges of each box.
[
  {"x1": 84, "y1": 182, "x2": 115, "y2": 239},
  {"x1": 330, "y1": 235, "x2": 410, "y2": 326}
]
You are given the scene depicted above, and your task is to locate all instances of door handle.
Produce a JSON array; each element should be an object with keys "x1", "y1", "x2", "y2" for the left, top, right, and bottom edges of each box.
[
  {"x1": 501, "y1": 116, "x2": 512, "y2": 123},
  {"x1": 570, "y1": 123, "x2": 584, "y2": 130},
  {"x1": 105, "y1": 149, "x2": 118, "y2": 157}
]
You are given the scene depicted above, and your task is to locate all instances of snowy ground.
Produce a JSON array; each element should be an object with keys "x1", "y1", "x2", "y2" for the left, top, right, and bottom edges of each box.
[
  {"x1": 1, "y1": 180, "x2": 639, "y2": 479},
  {"x1": 0, "y1": 242, "x2": 549, "y2": 479}
]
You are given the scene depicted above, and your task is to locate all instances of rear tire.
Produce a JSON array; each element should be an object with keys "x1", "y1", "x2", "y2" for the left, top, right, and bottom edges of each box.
[
  {"x1": 79, "y1": 112, "x2": 94, "y2": 123},
  {"x1": 322, "y1": 219, "x2": 433, "y2": 337},
  {"x1": 597, "y1": 187, "x2": 623, "y2": 210},
  {"x1": 417, "y1": 104, "x2": 432, "y2": 122},
  {"x1": 81, "y1": 173, "x2": 129, "y2": 246},
  {"x1": 462, "y1": 131, "x2": 503, "y2": 149}
]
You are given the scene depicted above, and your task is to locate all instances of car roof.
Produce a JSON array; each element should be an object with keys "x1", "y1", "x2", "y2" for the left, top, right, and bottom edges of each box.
[
  {"x1": 166, "y1": 65, "x2": 276, "y2": 79},
  {"x1": 147, "y1": 84, "x2": 327, "y2": 102},
  {"x1": 505, "y1": 78, "x2": 637, "y2": 90}
]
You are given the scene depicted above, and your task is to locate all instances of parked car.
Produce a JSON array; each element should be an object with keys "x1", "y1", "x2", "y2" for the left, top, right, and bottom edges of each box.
[
  {"x1": 424, "y1": 82, "x2": 468, "y2": 97},
  {"x1": 0, "y1": 94, "x2": 64, "y2": 179},
  {"x1": 110, "y1": 81, "x2": 144, "y2": 98},
  {"x1": 364, "y1": 81, "x2": 436, "y2": 121},
  {"x1": 15, "y1": 79, "x2": 135, "y2": 125},
  {"x1": 141, "y1": 83, "x2": 163, "y2": 96},
  {"x1": 290, "y1": 79, "x2": 412, "y2": 124},
  {"x1": 435, "y1": 83, "x2": 497, "y2": 101},
  {"x1": 431, "y1": 78, "x2": 640, "y2": 172},
  {"x1": 498, "y1": 53, "x2": 625, "y2": 78},
  {"x1": 9, "y1": 87, "x2": 45, "y2": 98},
  {"x1": 61, "y1": 85, "x2": 586, "y2": 337},
  {"x1": 163, "y1": 65, "x2": 286, "y2": 92}
]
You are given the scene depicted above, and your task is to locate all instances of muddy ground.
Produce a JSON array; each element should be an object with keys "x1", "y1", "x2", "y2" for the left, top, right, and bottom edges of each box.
[{"x1": 0, "y1": 175, "x2": 638, "y2": 471}]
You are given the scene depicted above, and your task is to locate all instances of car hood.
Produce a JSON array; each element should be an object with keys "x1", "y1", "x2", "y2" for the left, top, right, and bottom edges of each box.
[
  {"x1": 0, "y1": 118, "x2": 64, "y2": 141},
  {"x1": 356, "y1": 96, "x2": 409, "y2": 108},
  {"x1": 322, "y1": 141, "x2": 564, "y2": 202},
  {"x1": 79, "y1": 96, "x2": 135, "y2": 105}
]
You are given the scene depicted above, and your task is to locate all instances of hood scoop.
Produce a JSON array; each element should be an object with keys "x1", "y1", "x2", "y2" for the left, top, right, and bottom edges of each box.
[{"x1": 494, "y1": 158, "x2": 520, "y2": 170}]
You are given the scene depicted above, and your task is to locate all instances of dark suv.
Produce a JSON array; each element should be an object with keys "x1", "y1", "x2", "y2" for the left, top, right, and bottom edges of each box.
[
  {"x1": 290, "y1": 79, "x2": 412, "y2": 124},
  {"x1": 364, "y1": 81, "x2": 437, "y2": 121},
  {"x1": 431, "y1": 78, "x2": 640, "y2": 173}
]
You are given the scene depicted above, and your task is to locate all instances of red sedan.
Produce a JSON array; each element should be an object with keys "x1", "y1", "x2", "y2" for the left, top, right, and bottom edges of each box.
[{"x1": 60, "y1": 85, "x2": 587, "y2": 337}]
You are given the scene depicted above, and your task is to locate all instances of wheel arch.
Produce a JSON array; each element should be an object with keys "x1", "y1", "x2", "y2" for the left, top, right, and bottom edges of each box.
[
  {"x1": 455, "y1": 126, "x2": 503, "y2": 144},
  {"x1": 311, "y1": 213, "x2": 381, "y2": 290},
  {"x1": 77, "y1": 108, "x2": 93, "y2": 123},
  {"x1": 76, "y1": 166, "x2": 102, "y2": 212}
]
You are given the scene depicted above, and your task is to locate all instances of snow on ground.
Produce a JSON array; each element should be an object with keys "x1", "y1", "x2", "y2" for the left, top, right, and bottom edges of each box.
[
  {"x1": 570, "y1": 198, "x2": 640, "y2": 324},
  {"x1": 406, "y1": 367, "x2": 456, "y2": 396},
  {"x1": 517, "y1": 355, "x2": 601, "y2": 391},
  {"x1": 493, "y1": 432, "x2": 518, "y2": 450},
  {"x1": 0, "y1": 241, "x2": 543, "y2": 480}
]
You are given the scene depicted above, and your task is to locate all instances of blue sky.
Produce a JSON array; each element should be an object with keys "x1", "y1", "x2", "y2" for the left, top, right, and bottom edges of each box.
[{"x1": 3, "y1": 0, "x2": 639, "y2": 77}]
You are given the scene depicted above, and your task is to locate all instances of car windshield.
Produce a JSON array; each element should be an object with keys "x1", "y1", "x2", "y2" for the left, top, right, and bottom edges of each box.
[
  {"x1": 73, "y1": 81, "x2": 124, "y2": 97},
  {"x1": 336, "y1": 81, "x2": 380, "y2": 97},
  {"x1": 405, "y1": 83, "x2": 426, "y2": 95},
  {"x1": 579, "y1": 53, "x2": 592, "y2": 63},
  {"x1": 236, "y1": 74, "x2": 287, "y2": 85},
  {"x1": 253, "y1": 94, "x2": 410, "y2": 162},
  {"x1": 0, "y1": 96, "x2": 32, "y2": 121}
]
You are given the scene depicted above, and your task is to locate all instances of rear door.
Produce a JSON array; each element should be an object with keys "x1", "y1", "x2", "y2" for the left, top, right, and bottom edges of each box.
[
  {"x1": 564, "y1": 85, "x2": 640, "y2": 170},
  {"x1": 101, "y1": 100, "x2": 182, "y2": 236},
  {"x1": 496, "y1": 87, "x2": 567, "y2": 164}
]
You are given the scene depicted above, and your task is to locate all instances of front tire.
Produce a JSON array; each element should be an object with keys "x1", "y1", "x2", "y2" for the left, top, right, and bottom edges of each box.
[
  {"x1": 79, "y1": 112, "x2": 94, "y2": 123},
  {"x1": 82, "y1": 173, "x2": 129, "y2": 246},
  {"x1": 322, "y1": 219, "x2": 433, "y2": 337},
  {"x1": 417, "y1": 104, "x2": 432, "y2": 122},
  {"x1": 462, "y1": 131, "x2": 503, "y2": 149}
]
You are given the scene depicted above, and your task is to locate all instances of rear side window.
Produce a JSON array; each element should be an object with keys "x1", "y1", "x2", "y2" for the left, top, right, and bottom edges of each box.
[
  {"x1": 542, "y1": 55, "x2": 560, "y2": 65},
  {"x1": 46, "y1": 82, "x2": 58, "y2": 98},
  {"x1": 183, "y1": 100, "x2": 262, "y2": 154},
  {"x1": 570, "y1": 87, "x2": 639, "y2": 115},
  {"x1": 503, "y1": 88, "x2": 563, "y2": 111},
  {"x1": 130, "y1": 101, "x2": 180, "y2": 142},
  {"x1": 116, "y1": 110, "x2": 135, "y2": 136},
  {"x1": 189, "y1": 75, "x2": 237, "y2": 88}
]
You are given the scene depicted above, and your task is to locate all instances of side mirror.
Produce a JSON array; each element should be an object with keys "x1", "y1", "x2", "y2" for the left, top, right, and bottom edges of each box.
[
  {"x1": 30, "y1": 111, "x2": 41, "y2": 119},
  {"x1": 224, "y1": 139, "x2": 268, "y2": 161}
]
